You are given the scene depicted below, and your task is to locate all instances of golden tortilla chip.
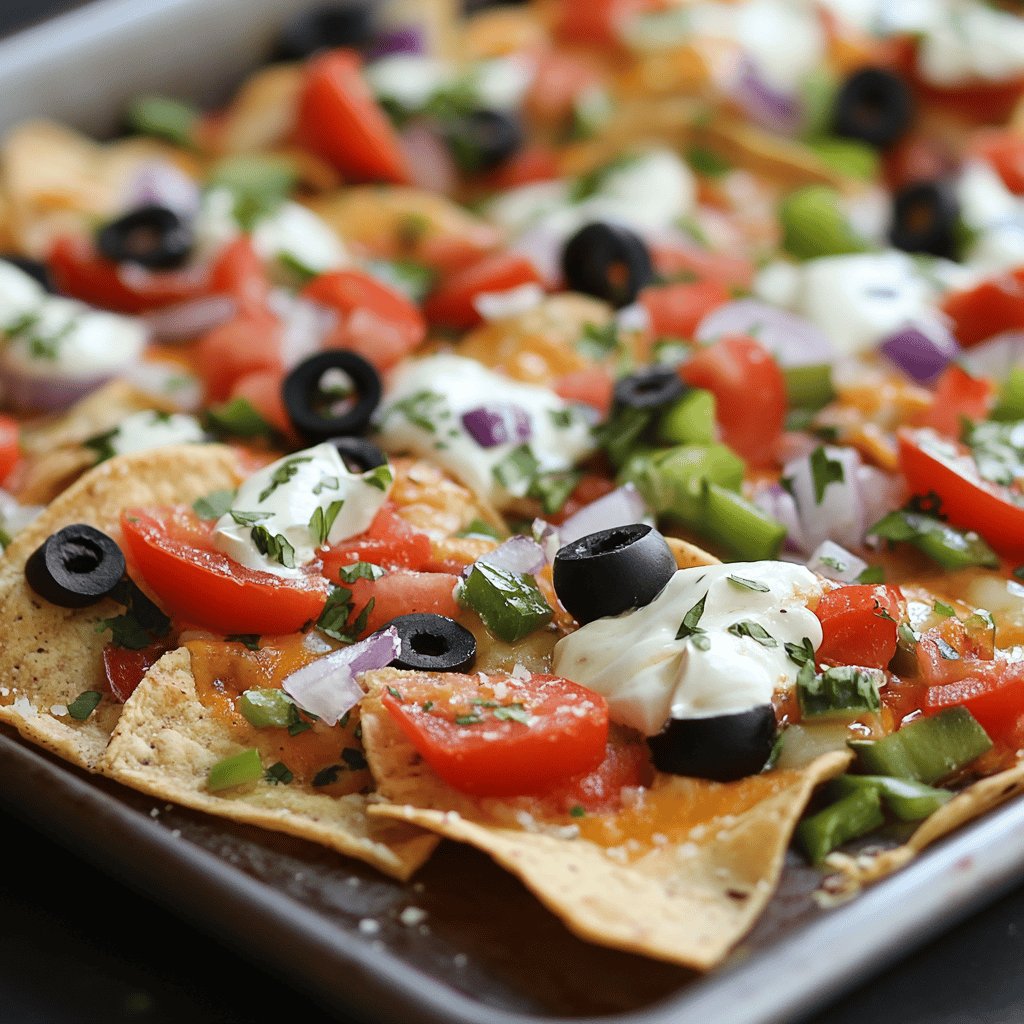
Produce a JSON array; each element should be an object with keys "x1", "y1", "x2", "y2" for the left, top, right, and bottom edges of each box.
[
  {"x1": 359, "y1": 669, "x2": 850, "y2": 969},
  {"x1": 99, "y1": 649, "x2": 438, "y2": 881},
  {"x1": 0, "y1": 444, "x2": 244, "y2": 769},
  {"x1": 666, "y1": 536, "x2": 720, "y2": 570}
]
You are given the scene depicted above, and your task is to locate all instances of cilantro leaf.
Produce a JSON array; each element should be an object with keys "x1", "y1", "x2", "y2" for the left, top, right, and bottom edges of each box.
[
  {"x1": 67, "y1": 690, "x2": 102, "y2": 720},
  {"x1": 676, "y1": 593, "x2": 707, "y2": 640},
  {"x1": 727, "y1": 620, "x2": 777, "y2": 647},
  {"x1": 193, "y1": 488, "x2": 237, "y2": 521},
  {"x1": 809, "y1": 446, "x2": 845, "y2": 504}
]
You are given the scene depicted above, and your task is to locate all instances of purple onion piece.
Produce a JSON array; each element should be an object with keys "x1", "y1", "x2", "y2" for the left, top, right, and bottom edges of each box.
[
  {"x1": 753, "y1": 482, "x2": 805, "y2": 554},
  {"x1": 144, "y1": 295, "x2": 237, "y2": 343},
  {"x1": 282, "y1": 627, "x2": 400, "y2": 725},
  {"x1": 124, "y1": 160, "x2": 201, "y2": 220},
  {"x1": 531, "y1": 517, "x2": 561, "y2": 563},
  {"x1": 696, "y1": 299, "x2": 833, "y2": 368},
  {"x1": 807, "y1": 540, "x2": 868, "y2": 584},
  {"x1": 879, "y1": 320, "x2": 960, "y2": 384},
  {"x1": 461, "y1": 404, "x2": 533, "y2": 448},
  {"x1": 0, "y1": 362, "x2": 112, "y2": 413},
  {"x1": 559, "y1": 484, "x2": 649, "y2": 546},
  {"x1": 367, "y1": 25, "x2": 426, "y2": 60},
  {"x1": 732, "y1": 56, "x2": 803, "y2": 136},
  {"x1": 479, "y1": 535, "x2": 547, "y2": 576}
]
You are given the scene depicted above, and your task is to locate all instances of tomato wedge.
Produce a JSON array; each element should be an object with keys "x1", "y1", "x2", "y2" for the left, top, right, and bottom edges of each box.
[
  {"x1": 381, "y1": 671, "x2": 609, "y2": 797},
  {"x1": 814, "y1": 584, "x2": 904, "y2": 670},
  {"x1": 640, "y1": 279, "x2": 731, "y2": 340},
  {"x1": 422, "y1": 251, "x2": 544, "y2": 330},
  {"x1": 345, "y1": 570, "x2": 461, "y2": 636},
  {"x1": 297, "y1": 49, "x2": 411, "y2": 184},
  {"x1": 971, "y1": 129, "x2": 1024, "y2": 195},
  {"x1": 195, "y1": 310, "x2": 282, "y2": 402},
  {"x1": 0, "y1": 414, "x2": 21, "y2": 485},
  {"x1": 103, "y1": 643, "x2": 166, "y2": 703},
  {"x1": 121, "y1": 507, "x2": 329, "y2": 634},
  {"x1": 319, "y1": 503, "x2": 432, "y2": 577},
  {"x1": 925, "y1": 660, "x2": 1024, "y2": 747},
  {"x1": 941, "y1": 269, "x2": 1024, "y2": 349},
  {"x1": 912, "y1": 365, "x2": 994, "y2": 437},
  {"x1": 898, "y1": 427, "x2": 1024, "y2": 561}
]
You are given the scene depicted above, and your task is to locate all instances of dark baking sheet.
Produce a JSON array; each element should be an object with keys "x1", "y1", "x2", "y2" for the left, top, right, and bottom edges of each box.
[{"x1": 4, "y1": 721, "x2": 1024, "y2": 1024}]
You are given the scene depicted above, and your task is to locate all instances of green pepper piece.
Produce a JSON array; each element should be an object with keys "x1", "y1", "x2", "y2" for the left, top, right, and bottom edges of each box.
[
  {"x1": 126, "y1": 95, "x2": 198, "y2": 146},
  {"x1": 460, "y1": 562, "x2": 553, "y2": 643},
  {"x1": 806, "y1": 138, "x2": 880, "y2": 181},
  {"x1": 238, "y1": 689, "x2": 297, "y2": 729},
  {"x1": 992, "y1": 368, "x2": 1024, "y2": 423},
  {"x1": 783, "y1": 364, "x2": 835, "y2": 412},
  {"x1": 798, "y1": 665, "x2": 883, "y2": 720},
  {"x1": 796, "y1": 787, "x2": 885, "y2": 864},
  {"x1": 848, "y1": 707, "x2": 992, "y2": 785},
  {"x1": 208, "y1": 154, "x2": 298, "y2": 231},
  {"x1": 699, "y1": 482, "x2": 787, "y2": 561},
  {"x1": 868, "y1": 509, "x2": 1000, "y2": 570},
  {"x1": 828, "y1": 774, "x2": 953, "y2": 822},
  {"x1": 779, "y1": 185, "x2": 870, "y2": 261},
  {"x1": 207, "y1": 748, "x2": 263, "y2": 792},
  {"x1": 656, "y1": 388, "x2": 717, "y2": 446}
]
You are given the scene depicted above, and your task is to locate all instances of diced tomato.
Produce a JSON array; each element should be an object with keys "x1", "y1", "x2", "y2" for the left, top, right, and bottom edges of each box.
[
  {"x1": 208, "y1": 236, "x2": 272, "y2": 317},
  {"x1": 539, "y1": 731, "x2": 652, "y2": 814},
  {"x1": 195, "y1": 311, "x2": 282, "y2": 402},
  {"x1": 914, "y1": 74, "x2": 1024, "y2": 126},
  {"x1": 304, "y1": 269, "x2": 426, "y2": 371},
  {"x1": 925, "y1": 659, "x2": 1024, "y2": 747},
  {"x1": 553, "y1": 0, "x2": 660, "y2": 48},
  {"x1": 883, "y1": 133, "x2": 956, "y2": 191},
  {"x1": 297, "y1": 49, "x2": 411, "y2": 184},
  {"x1": 971, "y1": 130, "x2": 1024, "y2": 195},
  {"x1": 229, "y1": 368, "x2": 292, "y2": 436},
  {"x1": 553, "y1": 367, "x2": 614, "y2": 417},
  {"x1": 524, "y1": 49, "x2": 602, "y2": 127},
  {"x1": 422, "y1": 251, "x2": 544, "y2": 330},
  {"x1": 898, "y1": 428, "x2": 1024, "y2": 561},
  {"x1": 102, "y1": 643, "x2": 165, "y2": 703},
  {"x1": 941, "y1": 269, "x2": 1024, "y2": 349},
  {"x1": 814, "y1": 584, "x2": 904, "y2": 670},
  {"x1": 649, "y1": 244, "x2": 755, "y2": 291},
  {"x1": 640, "y1": 279, "x2": 731, "y2": 340},
  {"x1": 345, "y1": 569, "x2": 461, "y2": 636},
  {"x1": 483, "y1": 145, "x2": 561, "y2": 189},
  {"x1": 381, "y1": 671, "x2": 609, "y2": 797},
  {"x1": 0, "y1": 414, "x2": 21, "y2": 485},
  {"x1": 680, "y1": 335, "x2": 785, "y2": 468},
  {"x1": 121, "y1": 507, "x2": 329, "y2": 634},
  {"x1": 912, "y1": 365, "x2": 994, "y2": 436},
  {"x1": 915, "y1": 618, "x2": 992, "y2": 688},
  {"x1": 319, "y1": 503, "x2": 432, "y2": 577}
]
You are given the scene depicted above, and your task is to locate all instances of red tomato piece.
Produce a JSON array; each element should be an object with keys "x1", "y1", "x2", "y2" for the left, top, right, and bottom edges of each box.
[
  {"x1": 914, "y1": 74, "x2": 1024, "y2": 126},
  {"x1": 971, "y1": 130, "x2": 1024, "y2": 195},
  {"x1": 553, "y1": 0, "x2": 660, "y2": 47},
  {"x1": 539, "y1": 732, "x2": 652, "y2": 815},
  {"x1": 229, "y1": 368, "x2": 292, "y2": 436},
  {"x1": 640, "y1": 279, "x2": 732, "y2": 340},
  {"x1": 483, "y1": 145, "x2": 561, "y2": 189},
  {"x1": 680, "y1": 335, "x2": 786, "y2": 468},
  {"x1": 297, "y1": 49, "x2": 411, "y2": 184},
  {"x1": 524, "y1": 49, "x2": 602, "y2": 127},
  {"x1": 553, "y1": 366, "x2": 614, "y2": 417},
  {"x1": 912, "y1": 365, "x2": 994, "y2": 436},
  {"x1": 304, "y1": 269, "x2": 426, "y2": 371},
  {"x1": 121, "y1": 508, "x2": 329, "y2": 635},
  {"x1": 346, "y1": 570, "x2": 461, "y2": 636},
  {"x1": 649, "y1": 244, "x2": 755, "y2": 291},
  {"x1": 319, "y1": 503, "x2": 432, "y2": 577},
  {"x1": 549, "y1": 472, "x2": 617, "y2": 526},
  {"x1": 0, "y1": 414, "x2": 21, "y2": 485},
  {"x1": 195, "y1": 311, "x2": 282, "y2": 402},
  {"x1": 814, "y1": 584, "x2": 904, "y2": 670},
  {"x1": 925, "y1": 660, "x2": 1024, "y2": 747},
  {"x1": 898, "y1": 428, "x2": 1024, "y2": 561},
  {"x1": 882, "y1": 133, "x2": 955, "y2": 191},
  {"x1": 208, "y1": 236, "x2": 272, "y2": 317},
  {"x1": 382, "y1": 672, "x2": 609, "y2": 797},
  {"x1": 102, "y1": 643, "x2": 165, "y2": 703},
  {"x1": 941, "y1": 269, "x2": 1024, "y2": 349},
  {"x1": 422, "y1": 252, "x2": 544, "y2": 330}
]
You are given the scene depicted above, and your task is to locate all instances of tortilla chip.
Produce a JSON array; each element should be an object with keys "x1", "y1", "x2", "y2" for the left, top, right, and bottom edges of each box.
[
  {"x1": 826, "y1": 760, "x2": 1024, "y2": 888},
  {"x1": 99, "y1": 649, "x2": 438, "y2": 881},
  {"x1": 0, "y1": 444, "x2": 244, "y2": 769},
  {"x1": 666, "y1": 536, "x2": 720, "y2": 570},
  {"x1": 359, "y1": 668, "x2": 850, "y2": 969}
]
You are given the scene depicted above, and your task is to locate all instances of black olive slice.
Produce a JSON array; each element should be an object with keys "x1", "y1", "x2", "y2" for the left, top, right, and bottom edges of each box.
[
  {"x1": 553, "y1": 524, "x2": 676, "y2": 625},
  {"x1": 385, "y1": 613, "x2": 477, "y2": 673},
  {"x1": 96, "y1": 205, "x2": 193, "y2": 270},
  {"x1": 444, "y1": 109, "x2": 524, "y2": 173},
  {"x1": 888, "y1": 181, "x2": 960, "y2": 260},
  {"x1": 283, "y1": 351, "x2": 382, "y2": 443},
  {"x1": 613, "y1": 366, "x2": 686, "y2": 411},
  {"x1": 561, "y1": 222, "x2": 654, "y2": 309},
  {"x1": 328, "y1": 436, "x2": 388, "y2": 473},
  {"x1": 25, "y1": 524, "x2": 126, "y2": 608},
  {"x1": 2, "y1": 255, "x2": 55, "y2": 293},
  {"x1": 646, "y1": 705, "x2": 778, "y2": 782},
  {"x1": 274, "y1": 2, "x2": 377, "y2": 60},
  {"x1": 832, "y1": 67, "x2": 913, "y2": 150}
]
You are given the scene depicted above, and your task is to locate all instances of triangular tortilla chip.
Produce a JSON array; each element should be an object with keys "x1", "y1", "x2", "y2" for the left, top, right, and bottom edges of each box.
[
  {"x1": 358, "y1": 669, "x2": 850, "y2": 969},
  {"x1": 0, "y1": 444, "x2": 244, "y2": 769},
  {"x1": 100, "y1": 649, "x2": 438, "y2": 881}
]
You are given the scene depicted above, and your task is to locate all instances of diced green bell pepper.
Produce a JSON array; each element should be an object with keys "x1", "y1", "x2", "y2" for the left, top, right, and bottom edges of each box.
[
  {"x1": 783, "y1": 364, "x2": 835, "y2": 411},
  {"x1": 796, "y1": 787, "x2": 885, "y2": 864},
  {"x1": 126, "y1": 95, "x2": 198, "y2": 146},
  {"x1": 992, "y1": 368, "x2": 1024, "y2": 423},
  {"x1": 460, "y1": 562, "x2": 552, "y2": 643},
  {"x1": 656, "y1": 389, "x2": 717, "y2": 446},
  {"x1": 238, "y1": 689, "x2": 297, "y2": 729},
  {"x1": 698, "y1": 482, "x2": 787, "y2": 561},
  {"x1": 868, "y1": 509, "x2": 1000, "y2": 570},
  {"x1": 779, "y1": 185, "x2": 870, "y2": 261},
  {"x1": 207, "y1": 748, "x2": 263, "y2": 792},
  {"x1": 828, "y1": 774, "x2": 953, "y2": 822}
]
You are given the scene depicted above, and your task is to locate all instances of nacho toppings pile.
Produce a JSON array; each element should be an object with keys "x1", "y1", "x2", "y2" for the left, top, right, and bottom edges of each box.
[{"x1": 1, "y1": 0, "x2": 1024, "y2": 970}]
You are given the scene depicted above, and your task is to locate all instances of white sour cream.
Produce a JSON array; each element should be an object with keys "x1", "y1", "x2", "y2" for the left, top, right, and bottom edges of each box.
[{"x1": 104, "y1": 411, "x2": 207, "y2": 457}]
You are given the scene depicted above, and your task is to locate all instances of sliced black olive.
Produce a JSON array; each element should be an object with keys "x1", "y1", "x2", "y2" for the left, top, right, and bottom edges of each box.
[
  {"x1": 646, "y1": 705, "x2": 778, "y2": 782},
  {"x1": 2, "y1": 255, "x2": 55, "y2": 293},
  {"x1": 283, "y1": 351, "x2": 382, "y2": 443},
  {"x1": 96, "y1": 205, "x2": 193, "y2": 270},
  {"x1": 613, "y1": 366, "x2": 686, "y2": 411},
  {"x1": 328, "y1": 436, "x2": 388, "y2": 473},
  {"x1": 25, "y1": 524, "x2": 126, "y2": 608},
  {"x1": 385, "y1": 613, "x2": 477, "y2": 673},
  {"x1": 888, "y1": 181, "x2": 960, "y2": 260},
  {"x1": 443, "y1": 109, "x2": 524, "y2": 173},
  {"x1": 561, "y1": 222, "x2": 654, "y2": 309},
  {"x1": 553, "y1": 524, "x2": 676, "y2": 625},
  {"x1": 832, "y1": 67, "x2": 913, "y2": 149},
  {"x1": 274, "y1": 2, "x2": 378, "y2": 60}
]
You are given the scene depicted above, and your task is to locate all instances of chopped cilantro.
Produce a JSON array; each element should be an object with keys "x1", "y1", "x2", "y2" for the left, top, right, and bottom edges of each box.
[
  {"x1": 259, "y1": 456, "x2": 312, "y2": 502},
  {"x1": 727, "y1": 621, "x2": 777, "y2": 647},
  {"x1": 193, "y1": 489, "x2": 237, "y2": 521},
  {"x1": 963, "y1": 419, "x2": 1024, "y2": 489},
  {"x1": 528, "y1": 470, "x2": 581, "y2": 515},
  {"x1": 226, "y1": 633, "x2": 261, "y2": 651},
  {"x1": 569, "y1": 805, "x2": 587, "y2": 819},
  {"x1": 809, "y1": 446, "x2": 845, "y2": 504},
  {"x1": 455, "y1": 518, "x2": 502, "y2": 540},
  {"x1": 819, "y1": 555, "x2": 847, "y2": 573},
  {"x1": 576, "y1": 321, "x2": 621, "y2": 361},
  {"x1": 933, "y1": 601, "x2": 956, "y2": 618},
  {"x1": 856, "y1": 565, "x2": 886, "y2": 584},
  {"x1": 492, "y1": 445, "x2": 540, "y2": 492},
  {"x1": 455, "y1": 713, "x2": 484, "y2": 726},
  {"x1": 727, "y1": 575, "x2": 770, "y2": 593},
  {"x1": 383, "y1": 390, "x2": 448, "y2": 433},
  {"x1": 230, "y1": 510, "x2": 271, "y2": 526},
  {"x1": 338, "y1": 562, "x2": 385, "y2": 584},
  {"x1": 67, "y1": 690, "x2": 102, "y2": 721},
  {"x1": 313, "y1": 475, "x2": 340, "y2": 496},
  {"x1": 785, "y1": 636, "x2": 816, "y2": 668},
  {"x1": 421, "y1": 701, "x2": 434, "y2": 713},
  {"x1": 309, "y1": 499, "x2": 345, "y2": 546},
  {"x1": 249, "y1": 525, "x2": 296, "y2": 569},
  {"x1": 83, "y1": 427, "x2": 120, "y2": 464},
  {"x1": 364, "y1": 464, "x2": 394, "y2": 492},
  {"x1": 265, "y1": 762, "x2": 294, "y2": 785},
  {"x1": 548, "y1": 408, "x2": 576, "y2": 429},
  {"x1": 686, "y1": 146, "x2": 731, "y2": 177},
  {"x1": 98, "y1": 579, "x2": 172, "y2": 650},
  {"x1": 676, "y1": 593, "x2": 707, "y2": 640},
  {"x1": 493, "y1": 703, "x2": 530, "y2": 723},
  {"x1": 204, "y1": 397, "x2": 275, "y2": 440},
  {"x1": 387, "y1": 686, "x2": 404, "y2": 701}
]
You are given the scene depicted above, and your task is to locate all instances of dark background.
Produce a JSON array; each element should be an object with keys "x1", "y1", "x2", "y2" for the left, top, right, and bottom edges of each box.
[{"x1": 2, "y1": 2, "x2": 1024, "y2": 1022}]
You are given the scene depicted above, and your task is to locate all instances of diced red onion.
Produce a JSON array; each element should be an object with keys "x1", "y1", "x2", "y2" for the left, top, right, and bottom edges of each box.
[
  {"x1": 696, "y1": 299, "x2": 833, "y2": 367},
  {"x1": 273, "y1": 293, "x2": 337, "y2": 370},
  {"x1": 559, "y1": 483, "x2": 650, "y2": 546},
  {"x1": 753, "y1": 481, "x2": 805, "y2": 553},
  {"x1": 856, "y1": 464, "x2": 905, "y2": 534},
  {"x1": 461, "y1": 404, "x2": 532, "y2": 447},
  {"x1": 144, "y1": 295, "x2": 237, "y2": 343},
  {"x1": 282, "y1": 627, "x2": 400, "y2": 726},
  {"x1": 478, "y1": 535, "x2": 547, "y2": 576},
  {"x1": 0, "y1": 362, "x2": 112, "y2": 413},
  {"x1": 368, "y1": 24, "x2": 426, "y2": 60},
  {"x1": 508, "y1": 224, "x2": 565, "y2": 288},
  {"x1": 124, "y1": 161, "x2": 201, "y2": 220},
  {"x1": 783, "y1": 446, "x2": 865, "y2": 553},
  {"x1": 118, "y1": 261, "x2": 208, "y2": 301},
  {"x1": 878, "y1": 319, "x2": 960, "y2": 384},
  {"x1": 807, "y1": 540, "x2": 868, "y2": 584},
  {"x1": 615, "y1": 302, "x2": 651, "y2": 334},
  {"x1": 119, "y1": 362, "x2": 203, "y2": 413},
  {"x1": 531, "y1": 518, "x2": 561, "y2": 563},
  {"x1": 473, "y1": 282, "x2": 545, "y2": 322},
  {"x1": 731, "y1": 57, "x2": 803, "y2": 136},
  {"x1": 0, "y1": 488, "x2": 42, "y2": 538},
  {"x1": 401, "y1": 121, "x2": 458, "y2": 197},
  {"x1": 960, "y1": 331, "x2": 1024, "y2": 381}
]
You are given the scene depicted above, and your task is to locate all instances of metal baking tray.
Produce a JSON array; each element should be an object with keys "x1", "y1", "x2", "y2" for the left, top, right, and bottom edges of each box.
[{"x1": 2, "y1": 2, "x2": 1024, "y2": 1021}]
